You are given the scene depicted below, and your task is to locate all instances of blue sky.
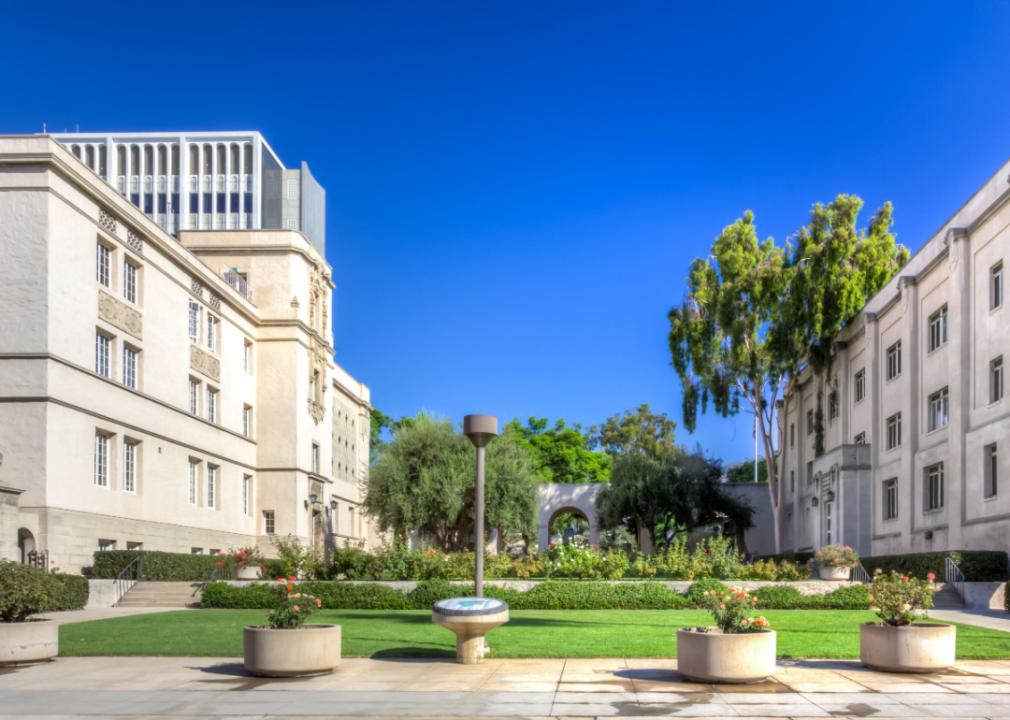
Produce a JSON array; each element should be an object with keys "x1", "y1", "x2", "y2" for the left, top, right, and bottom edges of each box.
[{"x1": 5, "y1": 2, "x2": 1010, "y2": 466}]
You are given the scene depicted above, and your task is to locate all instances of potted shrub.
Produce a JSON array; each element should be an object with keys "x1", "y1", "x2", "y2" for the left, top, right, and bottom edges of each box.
[
  {"x1": 243, "y1": 577, "x2": 340, "y2": 677},
  {"x1": 816, "y1": 544, "x2": 859, "y2": 580},
  {"x1": 861, "y1": 570, "x2": 954, "y2": 672},
  {"x1": 228, "y1": 546, "x2": 263, "y2": 580},
  {"x1": 677, "y1": 586, "x2": 776, "y2": 683},
  {"x1": 0, "y1": 562, "x2": 58, "y2": 665}
]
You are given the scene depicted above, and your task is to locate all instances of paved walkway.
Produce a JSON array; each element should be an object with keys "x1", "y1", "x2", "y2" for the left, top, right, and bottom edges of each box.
[
  {"x1": 5, "y1": 655, "x2": 1010, "y2": 718},
  {"x1": 38, "y1": 606, "x2": 190, "y2": 625},
  {"x1": 931, "y1": 609, "x2": 1010, "y2": 633}
]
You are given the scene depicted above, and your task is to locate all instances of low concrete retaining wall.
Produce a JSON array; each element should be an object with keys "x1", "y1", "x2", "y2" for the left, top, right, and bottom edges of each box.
[
  {"x1": 86, "y1": 579, "x2": 125, "y2": 609},
  {"x1": 962, "y1": 582, "x2": 1006, "y2": 610}
]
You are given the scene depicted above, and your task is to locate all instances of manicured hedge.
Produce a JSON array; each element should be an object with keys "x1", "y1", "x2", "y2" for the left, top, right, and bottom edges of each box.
[
  {"x1": 200, "y1": 579, "x2": 868, "y2": 611},
  {"x1": 861, "y1": 551, "x2": 1009, "y2": 582},
  {"x1": 90, "y1": 550, "x2": 222, "y2": 581},
  {"x1": 42, "y1": 572, "x2": 90, "y2": 612}
]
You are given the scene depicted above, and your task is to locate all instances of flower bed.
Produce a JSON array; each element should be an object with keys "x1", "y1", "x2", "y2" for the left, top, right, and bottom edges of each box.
[{"x1": 201, "y1": 579, "x2": 870, "y2": 611}]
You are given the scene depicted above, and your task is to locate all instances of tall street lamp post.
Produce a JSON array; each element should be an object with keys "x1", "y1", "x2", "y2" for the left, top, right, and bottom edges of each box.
[{"x1": 463, "y1": 414, "x2": 497, "y2": 597}]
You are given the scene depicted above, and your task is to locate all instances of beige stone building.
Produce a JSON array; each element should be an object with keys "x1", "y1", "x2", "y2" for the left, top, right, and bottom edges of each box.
[
  {"x1": 778, "y1": 157, "x2": 1010, "y2": 558},
  {"x1": 0, "y1": 135, "x2": 373, "y2": 573}
]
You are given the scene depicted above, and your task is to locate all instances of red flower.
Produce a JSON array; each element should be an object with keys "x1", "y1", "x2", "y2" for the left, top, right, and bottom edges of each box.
[
  {"x1": 276, "y1": 578, "x2": 286, "y2": 583},
  {"x1": 215, "y1": 561, "x2": 225, "y2": 568},
  {"x1": 927, "y1": 572, "x2": 936, "y2": 582},
  {"x1": 286, "y1": 584, "x2": 294, "y2": 592},
  {"x1": 288, "y1": 575, "x2": 296, "y2": 581}
]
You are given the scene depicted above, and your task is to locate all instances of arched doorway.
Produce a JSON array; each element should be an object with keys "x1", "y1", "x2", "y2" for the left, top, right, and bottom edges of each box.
[
  {"x1": 17, "y1": 528, "x2": 35, "y2": 564},
  {"x1": 547, "y1": 507, "x2": 592, "y2": 547},
  {"x1": 536, "y1": 483, "x2": 603, "y2": 551}
]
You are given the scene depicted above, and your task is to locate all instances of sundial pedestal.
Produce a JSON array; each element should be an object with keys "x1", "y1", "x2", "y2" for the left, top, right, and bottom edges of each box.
[{"x1": 432, "y1": 597, "x2": 509, "y2": 664}]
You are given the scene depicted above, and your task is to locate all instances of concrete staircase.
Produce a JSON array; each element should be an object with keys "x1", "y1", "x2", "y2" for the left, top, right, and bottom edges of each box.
[
  {"x1": 932, "y1": 584, "x2": 965, "y2": 609},
  {"x1": 116, "y1": 582, "x2": 203, "y2": 608}
]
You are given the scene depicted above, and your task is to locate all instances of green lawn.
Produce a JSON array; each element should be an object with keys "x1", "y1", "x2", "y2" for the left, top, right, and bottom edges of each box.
[{"x1": 58, "y1": 609, "x2": 1010, "y2": 659}]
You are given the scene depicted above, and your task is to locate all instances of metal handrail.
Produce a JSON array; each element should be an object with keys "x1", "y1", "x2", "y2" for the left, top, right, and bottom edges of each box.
[
  {"x1": 113, "y1": 554, "x2": 144, "y2": 606},
  {"x1": 852, "y1": 563, "x2": 871, "y2": 584},
  {"x1": 944, "y1": 556, "x2": 965, "y2": 602}
]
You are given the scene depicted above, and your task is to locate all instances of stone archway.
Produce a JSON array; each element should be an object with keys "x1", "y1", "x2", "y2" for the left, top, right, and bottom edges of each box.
[
  {"x1": 17, "y1": 527, "x2": 35, "y2": 564},
  {"x1": 536, "y1": 483, "x2": 604, "y2": 551}
]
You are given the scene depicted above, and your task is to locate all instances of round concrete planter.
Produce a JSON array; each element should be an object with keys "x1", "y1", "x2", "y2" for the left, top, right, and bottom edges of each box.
[
  {"x1": 859, "y1": 622, "x2": 956, "y2": 673},
  {"x1": 676, "y1": 628, "x2": 776, "y2": 683},
  {"x1": 818, "y1": 565, "x2": 852, "y2": 581},
  {"x1": 243, "y1": 624, "x2": 341, "y2": 677},
  {"x1": 235, "y1": 566, "x2": 261, "y2": 580},
  {"x1": 0, "y1": 619, "x2": 58, "y2": 665}
]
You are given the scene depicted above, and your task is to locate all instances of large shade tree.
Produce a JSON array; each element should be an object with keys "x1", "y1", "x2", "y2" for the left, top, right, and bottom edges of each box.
[
  {"x1": 590, "y1": 404, "x2": 678, "y2": 460},
  {"x1": 668, "y1": 196, "x2": 907, "y2": 552},
  {"x1": 506, "y1": 417, "x2": 611, "y2": 484},
  {"x1": 597, "y1": 449, "x2": 752, "y2": 550},
  {"x1": 364, "y1": 413, "x2": 539, "y2": 550}
]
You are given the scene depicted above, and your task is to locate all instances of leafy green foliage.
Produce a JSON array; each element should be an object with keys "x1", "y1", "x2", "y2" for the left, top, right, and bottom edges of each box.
[
  {"x1": 698, "y1": 585, "x2": 768, "y2": 633},
  {"x1": 597, "y1": 449, "x2": 752, "y2": 549},
  {"x1": 869, "y1": 570, "x2": 936, "y2": 626},
  {"x1": 686, "y1": 577, "x2": 728, "y2": 604},
  {"x1": 364, "y1": 413, "x2": 539, "y2": 550},
  {"x1": 506, "y1": 417, "x2": 611, "y2": 484},
  {"x1": 266, "y1": 578, "x2": 323, "y2": 629},
  {"x1": 590, "y1": 404, "x2": 678, "y2": 460},
  {"x1": 861, "y1": 551, "x2": 1008, "y2": 582},
  {"x1": 0, "y1": 562, "x2": 53, "y2": 622},
  {"x1": 369, "y1": 407, "x2": 394, "y2": 463},
  {"x1": 726, "y1": 458, "x2": 767, "y2": 484},
  {"x1": 90, "y1": 550, "x2": 221, "y2": 580}
]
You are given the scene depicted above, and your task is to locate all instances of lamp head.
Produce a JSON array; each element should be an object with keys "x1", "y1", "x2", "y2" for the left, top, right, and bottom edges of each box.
[{"x1": 463, "y1": 414, "x2": 498, "y2": 448}]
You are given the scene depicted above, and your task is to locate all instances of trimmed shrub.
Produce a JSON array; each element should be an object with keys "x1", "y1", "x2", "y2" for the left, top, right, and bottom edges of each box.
[
  {"x1": 821, "y1": 583, "x2": 871, "y2": 610},
  {"x1": 201, "y1": 581, "x2": 275, "y2": 609},
  {"x1": 0, "y1": 562, "x2": 52, "y2": 622},
  {"x1": 753, "y1": 585, "x2": 813, "y2": 609},
  {"x1": 862, "y1": 551, "x2": 1008, "y2": 582},
  {"x1": 513, "y1": 581, "x2": 688, "y2": 610},
  {"x1": 686, "y1": 578, "x2": 727, "y2": 604},
  {"x1": 408, "y1": 580, "x2": 459, "y2": 609},
  {"x1": 91, "y1": 550, "x2": 221, "y2": 581},
  {"x1": 42, "y1": 573, "x2": 89, "y2": 612}
]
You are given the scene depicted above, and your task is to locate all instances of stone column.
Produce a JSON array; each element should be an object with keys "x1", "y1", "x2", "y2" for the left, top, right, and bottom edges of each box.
[
  {"x1": 899, "y1": 275, "x2": 921, "y2": 547},
  {"x1": 947, "y1": 229, "x2": 971, "y2": 549}
]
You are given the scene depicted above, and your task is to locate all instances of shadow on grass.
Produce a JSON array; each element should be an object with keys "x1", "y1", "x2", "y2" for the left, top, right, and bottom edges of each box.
[
  {"x1": 335, "y1": 611, "x2": 678, "y2": 630},
  {"x1": 370, "y1": 647, "x2": 456, "y2": 661}
]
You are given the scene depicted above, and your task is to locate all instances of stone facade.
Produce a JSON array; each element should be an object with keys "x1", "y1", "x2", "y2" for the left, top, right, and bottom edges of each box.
[
  {"x1": 0, "y1": 136, "x2": 371, "y2": 573},
  {"x1": 777, "y1": 156, "x2": 1010, "y2": 558}
]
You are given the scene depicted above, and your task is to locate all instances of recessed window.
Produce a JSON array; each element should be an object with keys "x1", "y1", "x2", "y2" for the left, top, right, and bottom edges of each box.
[
  {"x1": 883, "y1": 478, "x2": 898, "y2": 520},
  {"x1": 123, "y1": 260, "x2": 139, "y2": 304},
  {"x1": 191, "y1": 547, "x2": 203, "y2": 555},
  {"x1": 123, "y1": 440, "x2": 138, "y2": 493},
  {"x1": 243, "y1": 339, "x2": 253, "y2": 373},
  {"x1": 790, "y1": 423, "x2": 795, "y2": 448},
  {"x1": 992, "y1": 262, "x2": 1004, "y2": 310},
  {"x1": 886, "y1": 412, "x2": 902, "y2": 450},
  {"x1": 790, "y1": 470, "x2": 795, "y2": 494},
  {"x1": 854, "y1": 369, "x2": 865, "y2": 403},
  {"x1": 96, "y1": 242, "x2": 111, "y2": 286},
  {"x1": 122, "y1": 346, "x2": 138, "y2": 390},
  {"x1": 243, "y1": 405, "x2": 253, "y2": 437},
  {"x1": 263, "y1": 510, "x2": 275, "y2": 534},
  {"x1": 311, "y1": 442, "x2": 320, "y2": 474},
  {"x1": 828, "y1": 391, "x2": 839, "y2": 420},
  {"x1": 206, "y1": 387, "x2": 218, "y2": 423},
  {"x1": 95, "y1": 332, "x2": 112, "y2": 378},
  {"x1": 854, "y1": 432, "x2": 866, "y2": 445},
  {"x1": 207, "y1": 465, "x2": 217, "y2": 509},
  {"x1": 206, "y1": 314, "x2": 218, "y2": 352},
  {"x1": 927, "y1": 305, "x2": 948, "y2": 352},
  {"x1": 806, "y1": 460, "x2": 813, "y2": 485},
  {"x1": 188, "y1": 460, "x2": 198, "y2": 505},
  {"x1": 98, "y1": 538, "x2": 117, "y2": 551},
  {"x1": 188, "y1": 300, "x2": 200, "y2": 341},
  {"x1": 984, "y1": 443, "x2": 998, "y2": 499},
  {"x1": 886, "y1": 341, "x2": 902, "y2": 380},
  {"x1": 806, "y1": 410, "x2": 814, "y2": 436},
  {"x1": 94, "y1": 432, "x2": 110, "y2": 487},
  {"x1": 927, "y1": 387, "x2": 949, "y2": 432},
  {"x1": 242, "y1": 475, "x2": 252, "y2": 516},
  {"x1": 188, "y1": 377, "x2": 200, "y2": 415},
  {"x1": 925, "y1": 462, "x2": 944, "y2": 512},
  {"x1": 991, "y1": 356, "x2": 1004, "y2": 404}
]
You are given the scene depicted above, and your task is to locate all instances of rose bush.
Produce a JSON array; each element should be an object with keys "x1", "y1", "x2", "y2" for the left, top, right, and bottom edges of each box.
[
  {"x1": 267, "y1": 577, "x2": 323, "y2": 629},
  {"x1": 699, "y1": 585, "x2": 770, "y2": 633},
  {"x1": 816, "y1": 544, "x2": 860, "y2": 569},
  {"x1": 868, "y1": 569, "x2": 936, "y2": 626}
]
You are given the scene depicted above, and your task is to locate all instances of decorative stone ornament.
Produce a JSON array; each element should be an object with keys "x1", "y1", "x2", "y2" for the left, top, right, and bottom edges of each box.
[
  {"x1": 676, "y1": 628, "x2": 777, "y2": 683},
  {"x1": 98, "y1": 290, "x2": 142, "y2": 339},
  {"x1": 190, "y1": 345, "x2": 221, "y2": 381},
  {"x1": 98, "y1": 208, "x2": 117, "y2": 234}
]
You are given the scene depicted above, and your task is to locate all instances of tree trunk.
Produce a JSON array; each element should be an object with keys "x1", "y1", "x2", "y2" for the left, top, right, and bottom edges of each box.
[{"x1": 756, "y1": 399, "x2": 784, "y2": 555}]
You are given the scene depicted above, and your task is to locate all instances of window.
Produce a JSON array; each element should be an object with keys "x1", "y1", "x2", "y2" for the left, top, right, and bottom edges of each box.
[
  {"x1": 191, "y1": 547, "x2": 203, "y2": 555},
  {"x1": 855, "y1": 432, "x2": 866, "y2": 445},
  {"x1": 927, "y1": 305, "x2": 948, "y2": 352},
  {"x1": 883, "y1": 478, "x2": 898, "y2": 520},
  {"x1": 806, "y1": 410, "x2": 814, "y2": 436},
  {"x1": 828, "y1": 391, "x2": 839, "y2": 420},
  {"x1": 243, "y1": 340, "x2": 253, "y2": 373},
  {"x1": 287, "y1": 179, "x2": 298, "y2": 200},
  {"x1": 886, "y1": 413, "x2": 902, "y2": 450},
  {"x1": 991, "y1": 356, "x2": 1004, "y2": 404},
  {"x1": 96, "y1": 243, "x2": 110, "y2": 286},
  {"x1": 985, "y1": 444, "x2": 998, "y2": 499},
  {"x1": 94, "y1": 433, "x2": 109, "y2": 487},
  {"x1": 123, "y1": 440, "x2": 137, "y2": 493},
  {"x1": 188, "y1": 378, "x2": 200, "y2": 414},
  {"x1": 188, "y1": 460, "x2": 198, "y2": 505},
  {"x1": 126, "y1": 541, "x2": 143, "y2": 551},
  {"x1": 790, "y1": 470, "x2": 795, "y2": 494},
  {"x1": 188, "y1": 300, "x2": 200, "y2": 341},
  {"x1": 122, "y1": 346, "x2": 138, "y2": 389},
  {"x1": 206, "y1": 387, "x2": 217, "y2": 423},
  {"x1": 311, "y1": 442, "x2": 320, "y2": 474},
  {"x1": 207, "y1": 465, "x2": 217, "y2": 508},
  {"x1": 790, "y1": 423, "x2": 795, "y2": 448},
  {"x1": 927, "y1": 387, "x2": 949, "y2": 432},
  {"x1": 206, "y1": 314, "x2": 217, "y2": 352},
  {"x1": 242, "y1": 405, "x2": 252, "y2": 437},
  {"x1": 242, "y1": 475, "x2": 251, "y2": 516},
  {"x1": 123, "y1": 260, "x2": 138, "y2": 303},
  {"x1": 854, "y1": 369, "x2": 865, "y2": 403},
  {"x1": 263, "y1": 510, "x2": 275, "y2": 534},
  {"x1": 925, "y1": 462, "x2": 944, "y2": 511},
  {"x1": 806, "y1": 460, "x2": 813, "y2": 484},
  {"x1": 886, "y1": 341, "x2": 902, "y2": 380},
  {"x1": 992, "y1": 262, "x2": 1004, "y2": 310},
  {"x1": 98, "y1": 538, "x2": 116, "y2": 551},
  {"x1": 95, "y1": 332, "x2": 111, "y2": 378}
]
